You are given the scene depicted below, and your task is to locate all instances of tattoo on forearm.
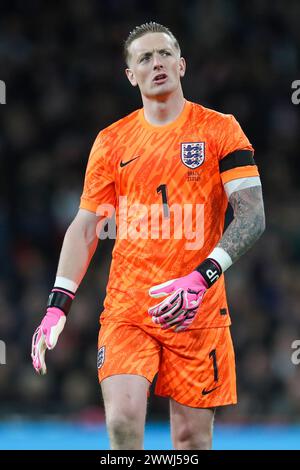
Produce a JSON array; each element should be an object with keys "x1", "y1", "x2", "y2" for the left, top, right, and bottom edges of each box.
[{"x1": 218, "y1": 186, "x2": 265, "y2": 263}]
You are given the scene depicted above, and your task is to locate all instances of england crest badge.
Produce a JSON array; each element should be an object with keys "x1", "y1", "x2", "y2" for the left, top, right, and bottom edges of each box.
[
  {"x1": 97, "y1": 346, "x2": 106, "y2": 369},
  {"x1": 181, "y1": 142, "x2": 205, "y2": 169}
]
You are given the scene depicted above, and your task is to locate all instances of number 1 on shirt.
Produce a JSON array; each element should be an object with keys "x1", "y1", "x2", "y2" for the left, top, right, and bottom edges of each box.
[{"x1": 157, "y1": 184, "x2": 170, "y2": 218}]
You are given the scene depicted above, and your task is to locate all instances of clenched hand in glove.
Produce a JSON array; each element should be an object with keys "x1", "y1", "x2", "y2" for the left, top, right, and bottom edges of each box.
[{"x1": 148, "y1": 259, "x2": 222, "y2": 332}]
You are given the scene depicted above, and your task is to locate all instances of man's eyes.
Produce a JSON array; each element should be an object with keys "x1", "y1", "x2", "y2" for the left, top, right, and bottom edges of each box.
[{"x1": 139, "y1": 51, "x2": 172, "y2": 62}]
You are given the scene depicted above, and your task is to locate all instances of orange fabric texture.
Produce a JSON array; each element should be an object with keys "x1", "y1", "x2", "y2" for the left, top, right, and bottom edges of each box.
[
  {"x1": 221, "y1": 165, "x2": 259, "y2": 184},
  {"x1": 98, "y1": 319, "x2": 237, "y2": 408},
  {"x1": 80, "y1": 100, "x2": 258, "y2": 328}
]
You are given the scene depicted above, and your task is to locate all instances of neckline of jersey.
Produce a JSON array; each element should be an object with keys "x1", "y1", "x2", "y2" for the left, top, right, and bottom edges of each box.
[{"x1": 138, "y1": 100, "x2": 192, "y2": 132}]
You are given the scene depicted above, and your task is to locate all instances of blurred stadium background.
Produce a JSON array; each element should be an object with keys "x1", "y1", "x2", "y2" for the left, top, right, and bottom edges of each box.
[{"x1": 1, "y1": 0, "x2": 300, "y2": 449}]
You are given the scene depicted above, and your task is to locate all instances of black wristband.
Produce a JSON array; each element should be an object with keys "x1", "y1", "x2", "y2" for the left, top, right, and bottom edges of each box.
[
  {"x1": 47, "y1": 288, "x2": 74, "y2": 316},
  {"x1": 195, "y1": 258, "x2": 222, "y2": 288}
]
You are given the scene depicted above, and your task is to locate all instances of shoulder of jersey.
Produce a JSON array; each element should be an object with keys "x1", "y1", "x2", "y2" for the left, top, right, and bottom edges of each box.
[
  {"x1": 99, "y1": 108, "x2": 140, "y2": 141},
  {"x1": 191, "y1": 101, "x2": 234, "y2": 124}
]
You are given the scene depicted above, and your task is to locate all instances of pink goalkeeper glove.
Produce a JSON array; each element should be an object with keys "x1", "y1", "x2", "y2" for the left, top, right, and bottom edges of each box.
[
  {"x1": 148, "y1": 271, "x2": 207, "y2": 332},
  {"x1": 148, "y1": 259, "x2": 222, "y2": 332},
  {"x1": 31, "y1": 288, "x2": 74, "y2": 375}
]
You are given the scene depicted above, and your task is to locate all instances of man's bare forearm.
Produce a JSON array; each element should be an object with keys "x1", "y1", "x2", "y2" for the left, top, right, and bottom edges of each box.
[
  {"x1": 218, "y1": 186, "x2": 265, "y2": 263},
  {"x1": 56, "y1": 210, "x2": 100, "y2": 286}
]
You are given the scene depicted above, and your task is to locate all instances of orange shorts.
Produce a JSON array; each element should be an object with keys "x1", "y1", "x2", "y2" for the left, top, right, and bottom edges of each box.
[{"x1": 97, "y1": 319, "x2": 237, "y2": 408}]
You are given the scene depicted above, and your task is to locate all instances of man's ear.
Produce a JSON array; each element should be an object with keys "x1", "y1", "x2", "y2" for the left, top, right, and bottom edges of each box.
[
  {"x1": 125, "y1": 68, "x2": 138, "y2": 87},
  {"x1": 179, "y1": 57, "x2": 186, "y2": 78}
]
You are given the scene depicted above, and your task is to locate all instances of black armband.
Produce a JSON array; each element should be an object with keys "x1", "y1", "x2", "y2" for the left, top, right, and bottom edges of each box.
[
  {"x1": 47, "y1": 288, "x2": 74, "y2": 316},
  {"x1": 219, "y1": 149, "x2": 255, "y2": 173},
  {"x1": 195, "y1": 258, "x2": 222, "y2": 288}
]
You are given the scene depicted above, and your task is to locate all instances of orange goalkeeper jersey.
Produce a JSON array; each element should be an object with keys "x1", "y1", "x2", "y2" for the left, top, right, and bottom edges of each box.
[{"x1": 80, "y1": 100, "x2": 259, "y2": 328}]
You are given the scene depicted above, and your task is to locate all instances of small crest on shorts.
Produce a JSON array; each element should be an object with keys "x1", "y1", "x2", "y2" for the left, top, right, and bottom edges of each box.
[
  {"x1": 181, "y1": 142, "x2": 205, "y2": 169},
  {"x1": 97, "y1": 346, "x2": 106, "y2": 369}
]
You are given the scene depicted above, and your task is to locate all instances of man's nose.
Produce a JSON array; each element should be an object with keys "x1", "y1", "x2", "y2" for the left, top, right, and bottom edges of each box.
[{"x1": 153, "y1": 53, "x2": 163, "y2": 69}]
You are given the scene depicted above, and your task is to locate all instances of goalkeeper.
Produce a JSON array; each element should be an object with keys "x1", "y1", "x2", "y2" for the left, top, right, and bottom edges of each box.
[{"x1": 31, "y1": 22, "x2": 265, "y2": 450}]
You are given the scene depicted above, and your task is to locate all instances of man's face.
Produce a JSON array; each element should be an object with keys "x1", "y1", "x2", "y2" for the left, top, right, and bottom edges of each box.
[{"x1": 126, "y1": 32, "x2": 186, "y2": 99}]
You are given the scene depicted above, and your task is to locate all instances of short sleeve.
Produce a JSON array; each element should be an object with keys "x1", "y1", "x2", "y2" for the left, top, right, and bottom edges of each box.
[
  {"x1": 217, "y1": 114, "x2": 259, "y2": 185},
  {"x1": 79, "y1": 132, "x2": 116, "y2": 214}
]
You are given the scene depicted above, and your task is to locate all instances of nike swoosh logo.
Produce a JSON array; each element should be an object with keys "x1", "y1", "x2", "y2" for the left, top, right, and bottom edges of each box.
[
  {"x1": 201, "y1": 385, "x2": 221, "y2": 396},
  {"x1": 120, "y1": 156, "x2": 140, "y2": 167}
]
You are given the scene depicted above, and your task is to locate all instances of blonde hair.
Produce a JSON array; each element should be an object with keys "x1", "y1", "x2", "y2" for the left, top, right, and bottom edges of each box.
[{"x1": 124, "y1": 22, "x2": 180, "y2": 65}]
